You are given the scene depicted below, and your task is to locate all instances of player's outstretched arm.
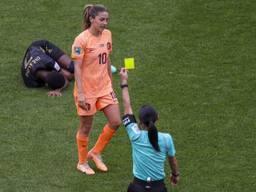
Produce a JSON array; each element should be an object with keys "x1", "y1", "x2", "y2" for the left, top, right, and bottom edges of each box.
[{"x1": 120, "y1": 68, "x2": 133, "y2": 115}]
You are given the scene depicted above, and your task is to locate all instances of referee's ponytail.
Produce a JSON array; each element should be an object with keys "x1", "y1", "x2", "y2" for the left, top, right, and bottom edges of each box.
[
  {"x1": 139, "y1": 105, "x2": 160, "y2": 152},
  {"x1": 82, "y1": 4, "x2": 108, "y2": 30},
  {"x1": 148, "y1": 121, "x2": 160, "y2": 152}
]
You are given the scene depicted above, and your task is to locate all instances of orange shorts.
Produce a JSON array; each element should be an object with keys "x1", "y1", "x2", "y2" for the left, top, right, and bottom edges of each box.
[{"x1": 75, "y1": 91, "x2": 118, "y2": 116}]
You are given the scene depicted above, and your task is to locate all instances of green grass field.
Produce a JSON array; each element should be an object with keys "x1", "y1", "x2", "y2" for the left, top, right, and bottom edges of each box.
[{"x1": 1, "y1": 0, "x2": 256, "y2": 191}]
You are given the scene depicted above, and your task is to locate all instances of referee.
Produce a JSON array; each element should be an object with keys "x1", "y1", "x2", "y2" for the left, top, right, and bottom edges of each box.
[{"x1": 120, "y1": 68, "x2": 180, "y2": 192}]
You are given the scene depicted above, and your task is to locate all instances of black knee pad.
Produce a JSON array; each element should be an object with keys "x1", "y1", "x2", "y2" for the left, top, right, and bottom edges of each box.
[{"x1": 67, "y1": 61, "x2": 74, "y2": 73}]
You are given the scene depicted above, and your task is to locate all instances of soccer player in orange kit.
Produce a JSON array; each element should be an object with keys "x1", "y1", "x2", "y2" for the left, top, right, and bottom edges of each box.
[{"x1": 71, "y1": 4, "x2": 121, "y2": 175}]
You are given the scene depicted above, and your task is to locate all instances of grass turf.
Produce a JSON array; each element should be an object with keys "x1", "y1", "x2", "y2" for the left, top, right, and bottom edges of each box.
[{"x1": 0, "y1": 0, "x2": 256, "y2": 191}]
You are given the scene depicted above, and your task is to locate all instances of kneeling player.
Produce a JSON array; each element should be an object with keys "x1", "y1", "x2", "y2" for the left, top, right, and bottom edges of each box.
[{"x1": 21, "y1": 39, "x2": 74, "y2": 96}]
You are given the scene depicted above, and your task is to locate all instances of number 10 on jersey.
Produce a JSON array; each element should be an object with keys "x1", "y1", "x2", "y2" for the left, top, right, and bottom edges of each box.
[{"x1": 98, "y1": 52, "x2": 107, "y2": 64}]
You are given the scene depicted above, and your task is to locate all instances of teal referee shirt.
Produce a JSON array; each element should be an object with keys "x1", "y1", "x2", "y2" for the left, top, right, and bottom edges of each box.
[{"x1": 122, "y1": 114, "x2": 176, "y2": 181}]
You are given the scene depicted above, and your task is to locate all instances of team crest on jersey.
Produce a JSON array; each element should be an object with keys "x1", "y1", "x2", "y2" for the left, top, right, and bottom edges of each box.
[
  {"x1": 107, "y1": 42, "x2": 111, "y2": 50},
  {"x1": 74, "y1": 47, "x2": 81, "y2": 55}
]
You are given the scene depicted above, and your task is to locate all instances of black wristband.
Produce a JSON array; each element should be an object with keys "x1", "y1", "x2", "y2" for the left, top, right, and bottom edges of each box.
[
  {"x1": 120, "y1": 84, "x2": 128, "y2": 89},
  {"x1": 171, "y1": 172, "x2": 180, "y2": 177}
]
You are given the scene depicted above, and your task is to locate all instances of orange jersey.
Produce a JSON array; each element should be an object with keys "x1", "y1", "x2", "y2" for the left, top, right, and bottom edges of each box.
[{"x1": 72, "y1": 29, "x2": 113, "y2": 98}]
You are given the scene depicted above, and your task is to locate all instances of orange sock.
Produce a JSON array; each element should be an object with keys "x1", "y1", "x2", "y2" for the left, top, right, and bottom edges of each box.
[
  {"x1": 92, "y1": 124, "x2": 116, "y2": 154},
  {"x1": 76, "y1": 132, "x2": 89, "y2": 164}
]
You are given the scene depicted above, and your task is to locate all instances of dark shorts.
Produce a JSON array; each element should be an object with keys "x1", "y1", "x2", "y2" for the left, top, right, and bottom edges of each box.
[
  {"x1": 29, "y1": 40, "x2": 65, "y2": 61},
  {"x1": 127, "y1": 177, "x2": 167, "y2": 192}
]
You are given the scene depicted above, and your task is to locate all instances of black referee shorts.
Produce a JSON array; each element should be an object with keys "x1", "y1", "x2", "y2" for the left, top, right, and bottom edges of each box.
[{"x1": 127, "y1": 177, "x2": 167, "y2": 192}]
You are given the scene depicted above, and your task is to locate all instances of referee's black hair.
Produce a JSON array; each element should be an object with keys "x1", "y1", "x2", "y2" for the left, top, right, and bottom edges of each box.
[
  {"x1": 139, "y1": 105, "x2": 160, "y2": 152},
  {"x1": 82, "y1": 4, "x2": 108, "y2": 30}
]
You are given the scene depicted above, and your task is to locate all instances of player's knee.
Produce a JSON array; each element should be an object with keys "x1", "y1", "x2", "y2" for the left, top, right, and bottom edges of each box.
[
  {"x1": 79, "y1": 128, "x2": 90, "y2": 136},
  {"x1": 109, "y1": 118, "x2": 121, "y2": 130},
  {"x1": 79, "y1": 125, "x2": 92, "y2": 136}
]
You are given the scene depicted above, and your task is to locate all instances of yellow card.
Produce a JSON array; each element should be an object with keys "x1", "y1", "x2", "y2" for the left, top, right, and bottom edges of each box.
[{"x1": 124, "y1": 58, "x2": 135, "y2": 69}]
